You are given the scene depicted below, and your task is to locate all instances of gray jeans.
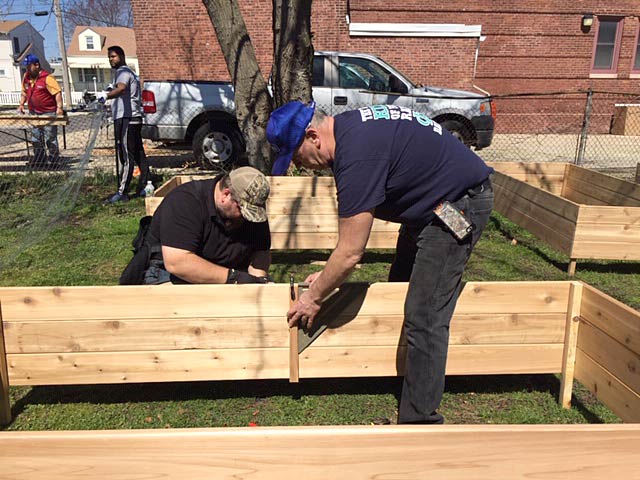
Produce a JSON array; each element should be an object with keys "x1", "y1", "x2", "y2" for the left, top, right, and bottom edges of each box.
[
  {"x1": 391, "y1": 178, "x2": 494, "y2": 424},
  {"x1": 30, "y1": 113, "x2": 59, "y2": 165}
]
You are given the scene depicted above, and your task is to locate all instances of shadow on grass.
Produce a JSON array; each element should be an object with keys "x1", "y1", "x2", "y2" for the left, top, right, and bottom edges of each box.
[
  {"x1": 488, "y1": 216, "x2": 569, "y2": 273},
  {"x1": 8, "y1": 373, "x2": 609, "y2": 425}
]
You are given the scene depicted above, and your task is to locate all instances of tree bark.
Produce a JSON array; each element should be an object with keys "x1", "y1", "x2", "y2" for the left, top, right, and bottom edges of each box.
[
  {"x1": 272, "y1": 0, "x2": 314, "y2": 108},
  {"x1": 202, "y1": 0, "x2": 273, "y2": 172}
]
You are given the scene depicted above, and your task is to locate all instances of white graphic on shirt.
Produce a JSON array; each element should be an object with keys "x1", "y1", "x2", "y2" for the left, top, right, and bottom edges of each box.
[{"x1": 358, "y1": 105, "x2": 442, "y2": 135}]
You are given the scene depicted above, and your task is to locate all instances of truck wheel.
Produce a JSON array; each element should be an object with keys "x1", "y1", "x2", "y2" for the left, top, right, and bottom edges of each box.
[
  {"x1": 192, "y1": 123, "x2": 243, "y2": 171},
  {"x1": 440, "y1": 119, "x2": 472, "y2": 146}
]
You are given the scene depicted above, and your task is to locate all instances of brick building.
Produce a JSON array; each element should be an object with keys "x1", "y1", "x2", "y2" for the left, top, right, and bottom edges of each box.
[{"x1": 131, "y1": 1, "x2": 640, "y2": 133}]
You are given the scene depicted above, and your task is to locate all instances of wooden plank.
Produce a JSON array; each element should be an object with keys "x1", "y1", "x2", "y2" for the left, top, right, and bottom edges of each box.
[
  {"x1": 562, "y1": 185, "x2": 609, "y2": 206},
  {"x1": 7, "y1": 348, "x2": 289, "y2": 385},
  {"x1": 487, "y1": 161, "x2": 569, "y2": 176},
  {"x1": 494, "y1": 186, "x2": 576, "y2": 254},
  {"x1": 574, "y1": 349, "x2": 640, "y2": 423},
  {"x1": 0, "y1": 303, "x2": 11, "y2": 426},
  {"x1": 289, "y1": 284, "x2": 299, "y2": 383},
  {"x1": 577, "y1": 321, "x2": 640, "y2": 396},
  {"x1": 577, "y1": 205, "x2": 640, "y2": 224},
  {"x1": 315, "y1": 313, "x2": 566, "y2": 348},
  {"x1": 0, "y1": 113, "x2": 69, "y2": 128},
  {"x1": 580, "y1": 285, "x2": 640, "y2": 356},
  {"x1": 493, "y1": 172, "x2": 580, "y2": 219},
  {"x1": 268, "y1": 215, "x2": 398, "y2": 233},
  {"x1": 573, "y1": 223, "x2": 640, "y2": 244},
  {"x1": 570, "y1": 240, "x2": 640, "y2": 260},
  {"x1": 566, "y1": 165, "x2": 640, "y2": 204},
  {"x1": 270, "y1": 231, "x2": 398, "y2": 249},
  {"x1": 565, "y1": 175, "x2": 640, "y2": 207},
  {"x1": 560, "y1": 282, "x2": 583, "y2": 408},
  {"x1": 299, "y1": 344, "x2": 565, "y2": 377},
  {"x1": 144, "y1": 196, "x2": 163, "y2": 216},
  {"x1": 3, "y1": 317, "x2": 289, "y2": 353},
  {"x1": 267, "y1": 197, "x2": 339, "y2": 215},
  {"x1": 3, "y1": 313, "x2": 566, "y2": 354},
  {"x1": 2, "y1": 424, "x2": 640, "y2": 480},
  {"x1": 457, "y1": 282, "x2": 570, "y2": 314},
  {"x1": 0, "y1": 284, "x2": 290, "y2": 321}
]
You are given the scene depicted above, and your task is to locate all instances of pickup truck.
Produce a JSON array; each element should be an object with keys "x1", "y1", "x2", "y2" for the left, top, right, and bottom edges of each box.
[{"x1": 141, "y1": 51, "x2": 495, "y2": 169}]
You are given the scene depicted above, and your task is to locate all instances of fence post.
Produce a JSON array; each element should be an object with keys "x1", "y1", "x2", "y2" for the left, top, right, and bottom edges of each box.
[
  {"x1": 636, "y1": 162, "x2": 640, "y2": 184},
  {"x1": 575, "y1": 88, "x2": 593, "y2": 166},
  {"x1": 0, "y1": 302, "x2": 11, "y2": 426}
]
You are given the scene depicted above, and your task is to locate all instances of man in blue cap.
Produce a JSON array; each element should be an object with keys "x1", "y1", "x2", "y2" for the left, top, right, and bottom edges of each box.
[
  {"x1": 267, "y1": 101, "x2": 494, "y2": 425},
  {"x1": 18, "y1": 54, "x2": 64, "y2": 168}
]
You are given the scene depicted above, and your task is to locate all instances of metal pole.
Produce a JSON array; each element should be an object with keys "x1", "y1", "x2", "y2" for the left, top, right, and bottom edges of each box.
[
  {"x1": 53, "y1": 0, "x2": 72, "y2": 110},
  {"x1": 576, "y1": 88, "x2": 593, "y2": 166}
]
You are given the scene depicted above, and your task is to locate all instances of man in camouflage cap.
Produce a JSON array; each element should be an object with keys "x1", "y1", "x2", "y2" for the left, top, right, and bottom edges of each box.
[{"x1": 142, "y1": 166, "x2": 271, "y2": 284}]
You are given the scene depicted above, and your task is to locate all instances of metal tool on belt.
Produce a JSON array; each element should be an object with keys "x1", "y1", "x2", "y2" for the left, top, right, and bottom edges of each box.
[{"x1": 290, "y1": 275, "x2": 370, "y2": 354}]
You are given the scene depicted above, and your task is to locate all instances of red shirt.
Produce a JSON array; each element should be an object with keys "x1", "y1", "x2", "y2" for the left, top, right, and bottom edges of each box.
[{"x1": 23, "y1": 70, "x2": 58, "y2": 114}]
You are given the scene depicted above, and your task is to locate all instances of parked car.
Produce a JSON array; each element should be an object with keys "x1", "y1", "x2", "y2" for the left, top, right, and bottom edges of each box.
[{"x1": 141, "y1": 51, "x2": 495, "y2": 169}]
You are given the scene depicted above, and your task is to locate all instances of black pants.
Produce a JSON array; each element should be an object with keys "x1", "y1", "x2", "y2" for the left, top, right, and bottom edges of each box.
[
  {"x1": 115, "y1": 117, "x2": 149, "y2": 195},
  {"x1": 390, "y1": 178, "x2": 494, "y2": 424}
]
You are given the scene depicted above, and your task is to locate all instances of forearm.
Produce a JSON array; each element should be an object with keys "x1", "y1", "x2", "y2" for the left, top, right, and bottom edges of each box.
[
  {"x1": 307, "y1": 242, "x2": 362, "y2": 302},
  {"x1": 162, "y1": 247, "x2": 229, "y2": 284},
  {"x1": 54, "y1": 92, "x2": 63, "y2": 111},
  {"x1": 106, "y1": 83, "x2": 126, "y2": 99},
  {"x1": 19, "y1": 92, "x2": 26, "y2": 107}
]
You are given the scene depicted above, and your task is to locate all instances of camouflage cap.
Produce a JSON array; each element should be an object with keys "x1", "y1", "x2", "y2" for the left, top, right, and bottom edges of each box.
[{"x1": 229, "y1": 166, "x2": 270, "y2": 223}]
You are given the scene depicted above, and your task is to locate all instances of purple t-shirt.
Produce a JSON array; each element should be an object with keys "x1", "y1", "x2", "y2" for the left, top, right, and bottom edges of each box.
[{"x1": 332, "y1": 105, "x2": 493, "y2": 227}]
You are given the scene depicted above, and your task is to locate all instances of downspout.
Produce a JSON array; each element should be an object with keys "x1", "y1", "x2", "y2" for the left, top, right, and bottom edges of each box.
[{"x1": 472, "y1": 34, "x2": 490, "y2": 96}]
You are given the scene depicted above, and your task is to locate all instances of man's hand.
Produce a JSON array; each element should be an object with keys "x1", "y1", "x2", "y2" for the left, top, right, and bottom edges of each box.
[
  {"x1": 287, "y1": 290, "x2": 322, "y2": 329},
  {"x1": 305, "y1": 271, "x2": 322, "y2": 284},
  {"x1": 56, "y1": 107, "x2": 63, "y2": 115},
  {"x1": 17, "y1": 104, "x2": 25, "y2": 114},
  {"x1": 226, "y1": 268, "x2": 269, "y2": 284},
  {"x1": 95, "y1": 91, "x2": 108, "y2": 103}
]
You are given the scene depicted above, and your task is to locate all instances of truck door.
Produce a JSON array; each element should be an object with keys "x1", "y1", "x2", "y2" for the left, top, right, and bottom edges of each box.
[
  {"x1": 332, "y1": 55, "x2": 413, "y2": 114},
  {"x1": 330, "y1": 55, "x2": 375, "y2": 114}
]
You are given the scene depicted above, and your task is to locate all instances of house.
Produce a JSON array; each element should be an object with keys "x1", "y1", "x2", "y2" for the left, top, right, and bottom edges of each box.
[
  {"x1": 130, "y1": 0, "x2": 640, "y2": 133},
  {"x1": 0, "y1": 20, "x2": 49, "y2": 92},
  {"x1": 67, "y1": 26, "x2": 138, "y2": 92}
]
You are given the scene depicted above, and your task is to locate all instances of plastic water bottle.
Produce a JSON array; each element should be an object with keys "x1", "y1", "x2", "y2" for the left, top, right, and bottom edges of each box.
[{"x1": 144, "y1": 181, "x2": 155, "y2": 197}]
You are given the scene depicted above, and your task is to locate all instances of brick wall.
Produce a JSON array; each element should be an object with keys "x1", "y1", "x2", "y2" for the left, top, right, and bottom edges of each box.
[{"x1": 131, "y1": 0, "x2": 640, "y2": 133}]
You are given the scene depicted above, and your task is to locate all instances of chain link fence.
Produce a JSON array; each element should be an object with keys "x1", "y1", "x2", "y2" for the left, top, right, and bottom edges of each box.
[
  {"x1": 478, "y1": 90, "x2": 640, "y2": 179},
  {"x1": 0, "y1": 107, "x2": 106, "y2": 270}
]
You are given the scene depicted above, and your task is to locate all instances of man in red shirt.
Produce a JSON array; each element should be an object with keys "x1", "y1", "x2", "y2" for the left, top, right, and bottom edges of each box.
[{"x1": 18, "y1": 54, "x2": 63, "y2": 169}]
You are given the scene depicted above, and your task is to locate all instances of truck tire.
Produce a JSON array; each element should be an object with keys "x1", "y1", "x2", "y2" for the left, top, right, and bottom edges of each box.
[
  {"x1": 440, "y1": 119, "x2": 472, "y2": 147},
  {"x1": 192, "y1": 122, "x2": 243, "y2": 171}
]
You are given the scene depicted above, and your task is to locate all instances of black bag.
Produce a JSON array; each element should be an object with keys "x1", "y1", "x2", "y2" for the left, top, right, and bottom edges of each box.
[{"x1": 119, "y1": 216, "x2": 154, "y2": 285}]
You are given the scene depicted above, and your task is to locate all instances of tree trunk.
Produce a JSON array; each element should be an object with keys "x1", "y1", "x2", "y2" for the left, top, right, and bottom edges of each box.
[
  {"x1": 272, "y1": 0, "x2": 314, "y2": 108},
  {"x1": 202, "y1": 0, "x2": 273, "y2": 172}
]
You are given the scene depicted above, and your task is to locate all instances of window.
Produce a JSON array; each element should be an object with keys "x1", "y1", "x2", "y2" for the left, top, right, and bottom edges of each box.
[
  {"x1": 85, "y1": 36, "x2": 95, "y2": 50},
  {"x1": 13, "y1": 37, "x2": 20, "y2": 54},
  {"x1": 79, "y1": 68, "x2": 100, "y2": 82},
  {"x1": 0, "y1": 69, "x2": 6, "y2": 77},
  {"x1": 312, "y1": 56, "x2": 324, "y2": 86},
  {"x1": 591, "y1": 17, "x2": 623, "y2": 74},
  {"x1": 632, "y1": 21, "x2": 640, "y2": 74},
  {"x1": 338, "y1": 57, "x2": 391, "y2": 91}
]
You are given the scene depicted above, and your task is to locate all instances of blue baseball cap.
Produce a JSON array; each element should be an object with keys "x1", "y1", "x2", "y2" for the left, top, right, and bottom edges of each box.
[
  {"x1": 267, "y1": 100, "x2": 315, "y2": 175},
  {"x1": 22, "y1": 54, "x2": 39, "y2": 66}
]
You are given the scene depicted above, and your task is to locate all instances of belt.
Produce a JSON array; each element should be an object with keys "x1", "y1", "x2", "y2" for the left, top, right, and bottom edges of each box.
[{"x1": 467, "y1": 177, "x2": 492, "y2": 196}]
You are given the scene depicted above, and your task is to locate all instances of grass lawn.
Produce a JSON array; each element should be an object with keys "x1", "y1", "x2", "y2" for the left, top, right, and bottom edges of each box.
[{"x1": 1, "y1": 172, "x2": 637, "y2": 430}]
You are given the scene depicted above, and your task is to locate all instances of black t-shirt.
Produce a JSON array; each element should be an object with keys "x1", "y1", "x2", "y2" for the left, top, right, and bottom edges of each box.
[
  {"x1": 332, "y1": 105, "x2": 493, "y2": 227},
  {"x1": 149, "y1": 177, "x2": 270, "y2": 275}
]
